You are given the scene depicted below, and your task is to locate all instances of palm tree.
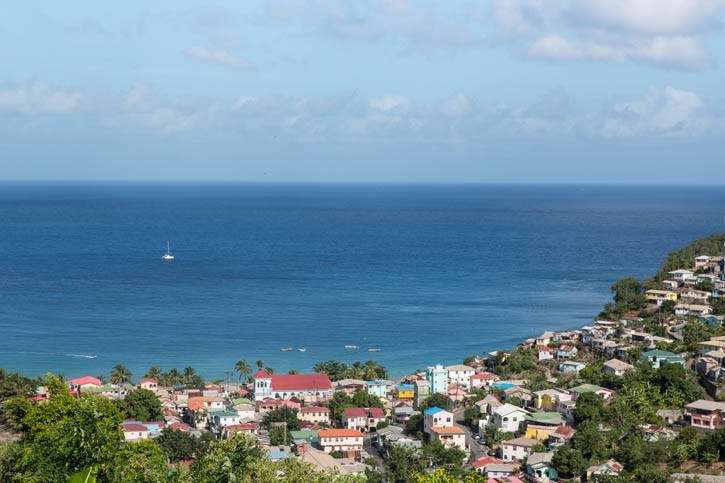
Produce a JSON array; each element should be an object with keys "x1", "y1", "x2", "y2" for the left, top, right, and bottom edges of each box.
[
  {"x1": 264, "y1": 366, "x2": 275, "y2": 375},
  {"x1": 255, "y1": 360, "x2": 264, "y2": 370},
  {"x1": 110, "y1": 364, "x2": 132, "y2": 385},
  {"x1": 182, "y1": 366, "x2": 197, "y2": 385},
  {"x1": 168, "y1": 368, "x2": 181, "y2": 386},
  {"x1": 145, "y1": 365, "x2": 162, "y2": 380},
  {"x1": 235, "y1": 359, "x2": 251, "y2": 384}
]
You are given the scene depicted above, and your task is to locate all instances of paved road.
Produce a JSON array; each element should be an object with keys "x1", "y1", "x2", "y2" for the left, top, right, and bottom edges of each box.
[{"x1": 452, "y1": 408, "x2": 489, "y2": 461}]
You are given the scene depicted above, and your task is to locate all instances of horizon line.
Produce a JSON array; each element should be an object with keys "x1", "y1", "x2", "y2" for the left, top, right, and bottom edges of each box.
[{"x1": 1, "y1": 179, "x2": 724, "y2": 187}]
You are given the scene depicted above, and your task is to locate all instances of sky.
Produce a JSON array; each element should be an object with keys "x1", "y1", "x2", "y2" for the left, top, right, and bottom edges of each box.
[{"x1": 2, "y1": 1, "x2": 725, "y2": 183}]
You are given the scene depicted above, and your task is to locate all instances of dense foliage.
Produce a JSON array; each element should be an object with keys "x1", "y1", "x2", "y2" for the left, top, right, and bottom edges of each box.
[{"x1": 312, "y1": 359, "x2": 388, "y2": 381}]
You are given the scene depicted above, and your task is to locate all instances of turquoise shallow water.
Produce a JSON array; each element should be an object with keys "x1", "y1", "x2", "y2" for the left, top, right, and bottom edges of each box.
[{"x1": 0, "y1": 182, "x2": 723, "y2": 381}]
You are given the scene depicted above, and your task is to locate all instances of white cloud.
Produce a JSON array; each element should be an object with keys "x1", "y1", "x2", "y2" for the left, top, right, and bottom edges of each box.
[
  {"x1": 528, "y1": 35, "x2": 585, "y2": 60},
  {"x1": 185, "y1": 46, "x2": 255, "y2": 70},
  {"x1": 492, "y1": 0, "x2": 725, "y2": 70},
  {"x1": 602, "y1": 86, "x2": 710, "y2": 138},
  {"x1": 440, "y1": 93, "x2": 471, "y2": 118},
  {"x1": 369, "y1": 95, "x2": 409, "y2": 112},
  {"x1": 0, "y1": 82, "x2": 81, "y2": 115}
]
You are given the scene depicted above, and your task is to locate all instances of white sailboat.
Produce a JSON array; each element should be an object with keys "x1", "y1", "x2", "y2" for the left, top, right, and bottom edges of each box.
[{"x1": 162, "y1": 241, "x2": 174, "y2": 260}]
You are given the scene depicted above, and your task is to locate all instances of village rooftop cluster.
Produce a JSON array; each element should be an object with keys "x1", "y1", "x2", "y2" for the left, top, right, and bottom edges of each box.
[{"x1": 15, "y1": 247, "x2": 725, "y2": 481}]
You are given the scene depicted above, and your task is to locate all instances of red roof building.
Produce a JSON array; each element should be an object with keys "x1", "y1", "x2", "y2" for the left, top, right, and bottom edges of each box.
[{"x1": 253, "y1": 372, "x2": 333, "y2": 401}]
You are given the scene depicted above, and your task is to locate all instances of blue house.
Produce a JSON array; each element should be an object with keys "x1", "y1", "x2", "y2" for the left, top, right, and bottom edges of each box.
[
  {"x1": 699, "y1": 315, "x2": 725, "y2": 327},
  {"x1": 642, "y1": 349, "x2": 685, "y2": 369}
]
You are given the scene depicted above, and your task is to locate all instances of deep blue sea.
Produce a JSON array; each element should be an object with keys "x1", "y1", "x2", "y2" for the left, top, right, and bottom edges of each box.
[{"x1": 1, "y1": 183, "x2": 723, "y2": 381}]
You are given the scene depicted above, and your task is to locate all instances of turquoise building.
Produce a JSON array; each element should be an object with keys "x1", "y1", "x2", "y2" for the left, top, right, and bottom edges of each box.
[
  {"x1": 426, "y1": 364, "x2": 447, "y2": 394},
  {"x1": 365, "y1": 380, "x2": 388, "y2": 398}
]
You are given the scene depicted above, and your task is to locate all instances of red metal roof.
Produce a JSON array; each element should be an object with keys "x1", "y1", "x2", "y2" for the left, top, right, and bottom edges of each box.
[
  {"x1": 253, "y1": 369, "x2": 272, "y2": 378},
  {"x1": 68, "y1": 376, "x2": 102, "y2": 387},
  {"x1": 267, "y1": 373, "x2": 333, "y2": 391},
  {"x1": 344, "y1": 407, "x2": 367, "y2": 418},
  {"x1": 121, "y1": 423, "x2": 148, "y2": 432},
  {"x1": 472, "y1": 456, "x2": 503, "y2": 469}
]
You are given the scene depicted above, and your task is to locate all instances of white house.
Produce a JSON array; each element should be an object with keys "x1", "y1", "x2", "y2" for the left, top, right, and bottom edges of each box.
[
  {"x1": 492, "y1": 403, "x2": 530, "y2": 433},
  {"x1": 603, "y1": 359, "x2": 634, "y2": 377},
  {"x1": 210, "y1": 410, "x2": 241, "y2": 428},
  {"x1": 139, "y1": 378, "x2": 158, "y2": 391},
  {"x1": 669, "y1": 269, "x2": 694, "y2": 281},
  {"x1": 445, "y1": 364, "x2": 476, "y2": 388},
  {"x1": 537, "y1": 346, "x2": 556, "y2": 361},
  {"x1": 253, "y1": 369, "x2": 334, "y2": 401},
  {"x1": 430, "y1": 426, "x2": 466, "y2": 450},
  {"x1": 500, "y1": 437, "x2": 539, "y2": 462},
  {"x1": 675, "y1": 304, "x2": 712, "y2": 317},
  {"x1": 121, "y1": 422, "x2": 149, "y2": 442},
  {"x1": 318, "y1": 429, "x2": 364, "y2": 453},
  {"x1": 342, "y1": 407, "x2": 385, "y2": 432},
  {"x1": 423, "y1": 407, "x2": 454, "y2": 435}
]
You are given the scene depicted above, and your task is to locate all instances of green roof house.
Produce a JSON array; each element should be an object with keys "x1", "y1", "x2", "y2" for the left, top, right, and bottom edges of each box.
[{"x1": 642, "y1": 349, "x2": 685, "y2": 369}]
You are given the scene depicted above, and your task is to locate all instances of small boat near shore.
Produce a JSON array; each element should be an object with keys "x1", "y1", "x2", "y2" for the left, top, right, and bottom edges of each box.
[
  {"x1": 298, "y1": 348, "x2": 307, "y2": 352},
  {"x1": 367, "y1": 348, "x2": 381, "y2": 352},
  {"x1": 280, "y1": 348, "x2": 293, "y2": 352},
  {"x1": 344, "y1": 345, "x2": 359, "y2": 349}
]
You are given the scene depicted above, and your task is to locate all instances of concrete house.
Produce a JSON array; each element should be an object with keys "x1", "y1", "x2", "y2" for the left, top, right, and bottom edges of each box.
[
  {"x1": 342, "y1": 407, "x2": 385, "y2": 432},
  {"x1": 642, "y1": 349, "x2": 685, "y2": 369},
  {"x1": 558, "y1": 361, "x2": 586, "y2": 373},
  {"x1": 526, "y1": 452, "x2": 558, "y2": 483},
  {"x1": 253, "y1": 370, "x2": 334, "y2": 401},
  {"x1": 500, "y1": 436, "x2": 539, "y2": 462},
  {"x1": 300, "y1": 406, "x2": 331, "y2": 425},
  {"x1": 603, "y1": 359, "x2": 634, "y2": 377},
  {"x1": 684, "y1": 400, "x2": 725, "y2": 430},
  {"x1": 423, "y1": 407, "x2": 453, "y2": 435},
  {"x1": 492, "y1": 403, "x2": 530, "y2": 433},
  {"x1": 446, "y1": 364, "x2": 476, "y2": 388},
  {"x1": 317, "y1": 429, "x2": 364, "y2": 453},
  {"x1": 430, "y1": 426, "x2": 466, "y2": 451},
  {"x1": 426, "y1": 364, "x2": 447, "y2": 394}
]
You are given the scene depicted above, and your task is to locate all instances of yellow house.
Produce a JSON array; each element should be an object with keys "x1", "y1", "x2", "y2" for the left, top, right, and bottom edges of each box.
[
  {"x1": 396, "y1": 384, "x2": 415, "y2": 401},
  {"x1": 524, "y1": 412, "x2": 566, "y2": 441},
  {"x1": 533, "y1": 389, "x2": 570, "y2": 411},
  {"x1": 645, "y1": 290, "x2": 678, "y2": 306}
]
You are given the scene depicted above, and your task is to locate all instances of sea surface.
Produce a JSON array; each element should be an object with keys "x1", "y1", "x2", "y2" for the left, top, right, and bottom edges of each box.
[{"x1": 1, "y1": 182, "x2": 724, "y2": 381}]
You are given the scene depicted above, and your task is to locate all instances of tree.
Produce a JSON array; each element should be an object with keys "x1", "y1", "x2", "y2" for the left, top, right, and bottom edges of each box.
[
  {"x1": 157, "y1": 427, "x2": 198, "y2": 462},
  {"x1": 110, "y1": 364, "x2": 133, "y2": 385},
  {"x1": 551, "y1": 445, "x2": 587, "y2": 478},
  {"x1": 327, "y1": 391, "x2": 353, "y2": 425},
  {"x1": 144, "y1": 365, "x2": 162, "y2": 381},
  {"x1": 573, "y1": 420, "x2": 606, "y2": 460},
  {"x1": 117, "y1": 388, "x2": 163, "y2": 421},
  {"x1": 574, "y1": 392, "x2": 604, "y2": 425},
  {"x1": 262, "y1": 406, "x2": 301, "y2": 431},
  {"x1": 422, "y1": 441, "x2": 466, "y2": 472},
  {"x1": 1, "y1": 375, "x2": 124, "y2": 481},
  {"x1": 405, "y1": 414, "x2": 424, "y2": 438},
  {"x1": 382, "y1": 445, "x2": 426, "y2": 483},
  {"x1": 420, "y1": 393, "x2": 449, "y2": 411},
  {"x1": 352, "y1": 390, "x2": 383, "y2": 409},
  {"x1": 611, "y1": 276, "x2": 646, "y2": 310},
  {"x1": 269, "y1": 425, "x2": 291, "y2": 445},
  {"x1": 256, "y1": 360, "x2": 264, "y2": 370}
]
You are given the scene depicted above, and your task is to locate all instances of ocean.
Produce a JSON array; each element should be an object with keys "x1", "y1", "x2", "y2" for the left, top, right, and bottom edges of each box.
[{"x1": 0, "y1": 182, "x2": 723, "y2": 381}]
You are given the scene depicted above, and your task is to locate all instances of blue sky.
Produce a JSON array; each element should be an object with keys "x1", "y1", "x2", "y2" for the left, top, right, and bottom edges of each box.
[{"x1": 2, "y1": 1, "x2": 725, "y2": 183}]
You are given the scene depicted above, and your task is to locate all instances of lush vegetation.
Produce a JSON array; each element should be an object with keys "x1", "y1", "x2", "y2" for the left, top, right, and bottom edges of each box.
[
  {"x1": 656, "y1": 233, "x2": 725, "y2": 279},
  {"x1": 312, "y1": 360, "x2": 388, "y2": 381}
]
